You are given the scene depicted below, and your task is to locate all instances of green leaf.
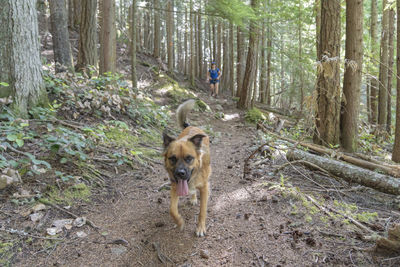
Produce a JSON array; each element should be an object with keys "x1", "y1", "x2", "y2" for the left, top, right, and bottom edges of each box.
[
  {"x1": 50, "y1": 144, "x2": 61, "y2": 153},
  {"x1": 7, "y1": 134, "x2": 18, "y2": 141},
  {"x1": 60, "y1": 158, "x2": 68, "y2": 164},
  {"x1": 16, "y1": 139, "x2": 24, "y2": 147},
  {"x1": 0, "y1": 82, "x2": 9, "y2": 87}
]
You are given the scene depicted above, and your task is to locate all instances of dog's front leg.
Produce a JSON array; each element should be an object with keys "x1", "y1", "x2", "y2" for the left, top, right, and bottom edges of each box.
[
  {"x1": 170, "y1": 184, "x2": 184, "y2": 230},
  {"x1": 196, "y1": 182, "x2": 209, "y2": 237}
]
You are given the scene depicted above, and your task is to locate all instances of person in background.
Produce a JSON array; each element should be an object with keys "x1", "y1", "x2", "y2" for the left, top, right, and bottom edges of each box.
[{"x1": 207, "y1": 62, "x2": 221, "y2": 98}]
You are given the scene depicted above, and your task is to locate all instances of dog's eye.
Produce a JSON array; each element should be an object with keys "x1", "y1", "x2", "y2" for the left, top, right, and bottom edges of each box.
[
  {"x1": 169, "y1": 156, "x2": 177, "y2": 164},
  {"x1": 184, "y1": 156, "x2": 193, "y2": 163}
]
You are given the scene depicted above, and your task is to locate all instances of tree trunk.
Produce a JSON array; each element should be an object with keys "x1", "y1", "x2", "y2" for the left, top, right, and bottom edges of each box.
[
  {"x1": 153, "y1": 0, "x2": 160, "y2": 58},
  {"x1": 266, "y1": 19, "x2": 272, "y2": 105},
  {"x1": 229, "y1": 22, "x2": 235, "y2": 96},
  {"x1": 190, "y1": 0, "x2": 195, "y2": 87},
  {"x1": 340, "y1": 0, "x2": 363, "y2": 152},
  {"x1": 238, "y1": 0, "x2": 259, "y2": 109},
  {"x1": 259, "y1": 11, "x2": 267, "y2": 103},
  {"x1": 130, "y1": 0, "x2": 137, "y2": 89},
  {"x1": 49, "y1": 0, "x2": 73, "y2": 73},
  {"x1": 197, "y1": 3, "x2": 202, "y2": 78},
  {"x1": 221, "y1": 24, "x2": 229, "y2": 92},
  {"x1": 378, "y1": 0, "x2": 389, "y2": 129},
  {"x1": 393, "y1": 0, "x2": 400, "y2": 163},
  {"x1": 68, "y1": 0, "x2": 74, "y2": 29},
  {"x1": 287, "y1": 149, "x2": 400, "y2": 196},
  {"x1": 217, "y1": 22, "x2": 222, "y2": 67},
  {"x1": 100, "y1": 0, "x2": 116, "y2": 74},
  {"x1": 166, "y1": 0, "x2": 173, "y2": 71},
  {"x1": 73, "y1": 0, "x2": 81, "y2": 29},
  {"x1": 298, "y1": 0, "x2": 304, "y2": 112},
  {"x1": 370, "y1": 0, "x2": 378, "y2": 124},
  {"x1": 212, "y1": 18, "x2": 216, "y2": 61},
  {"x1": 0, "y1": 0, "x2": 48, "y2": 117},
  {"x1": 387, "y1": 8, "x2": 395, "y2": 133},
  {"x1": 184, "y1": 7, "x2": 188, "y2": 76},
  {"x1": 315, "y1": 0, "x2": 321, "y2": 59},
  {"x1": 314, "y1": 0, "x2": 341, "y2": 147},
  {"x1": 236, "y1": 26, "x2": 245, "y2": 98},
  {"x1": 76, "y1": 0, "x2": 97, "y2": 71}
]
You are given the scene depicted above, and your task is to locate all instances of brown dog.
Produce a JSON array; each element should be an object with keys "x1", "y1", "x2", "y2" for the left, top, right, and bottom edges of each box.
[{"x1": 163, "y1": 99, "x2": 211, "y2": 237}]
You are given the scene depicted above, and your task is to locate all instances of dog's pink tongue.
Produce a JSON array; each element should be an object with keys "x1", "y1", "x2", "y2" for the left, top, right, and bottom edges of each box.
[{"x1": 177, "y1": 180, "x2": 189, "y2": 196}]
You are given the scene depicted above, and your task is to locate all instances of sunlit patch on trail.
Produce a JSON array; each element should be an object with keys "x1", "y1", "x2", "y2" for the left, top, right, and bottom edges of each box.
[
  {"x1": 214, "y1": 187, "x2": 251, "y2": 211},
  {"x1": 222, "y1": 113, "x2": 240, "y2": 121}
]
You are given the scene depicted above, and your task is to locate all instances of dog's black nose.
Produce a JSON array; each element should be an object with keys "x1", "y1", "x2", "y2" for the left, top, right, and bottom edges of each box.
[{"x1": 175, "y1": 169, "x2": 186, "y2": 178}]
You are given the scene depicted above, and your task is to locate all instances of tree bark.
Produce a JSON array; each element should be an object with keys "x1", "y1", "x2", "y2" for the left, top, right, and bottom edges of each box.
[
  {"x1": 314, "y1": 0, "x2": 341, "y2": 147},
  {"x1": 100, "y1": 0, "x2": 116, "y2": 74},
  {"x1": 190, "y1": 0, "x2": 195, "y2": 87},
  {"x1": 197, "y1": 2, "x2": 202, "y2": 78},
  {"x1": 76, "y1": 0, "x2": 97, "y2": 71},
  {"x1": 153, "y1": 0, "x2": 160, "y2": 58},
  {"x1": 393, "y1": 0, "x2": 400, "y2": 163},
  {"x1": 236, "y1": 26, "x2": 245, "y2": 97},
  {"x1": 130, "y1": 0, "x2": 137, "y2": 89},
  {"x1": 166, "y1": 0, "x2": 173, "y2": 71},
  {"x1": 259, "y1": 8, "x2": 267, "y2": 103},
  {"x1": 370, "y1": 0, "x2": 378, "y2": 124},
  {"x1": 387, "y1": 8, "x2": 395, "y2": 133},
  {"x1": 287, "y1": 149, "x2": 400, "y2": 196},
  {"x1": 378, "y1": 0, "x2": 389, "y2": 129},
  {"x1": 184, "y1": 7, "x2": 188, "y2": 76},
  {"x1": 238, "y1": 0, "x2": 259, "y2": 109},
  {"x1": 340, "y1": 0, "x2": 363, "y2": 152},
  {"x1": 229, "y1": 22, "x2": 235, "y2": 96},
  {"x1": 0, "y1": 0, "x2": 48, "y2": 117},
  {"x1": 73, "y1": 0, "x2": 81, "y2": 29},
  {"x1": 49, "y1": 0, "x2": 73, "y2": 73}
]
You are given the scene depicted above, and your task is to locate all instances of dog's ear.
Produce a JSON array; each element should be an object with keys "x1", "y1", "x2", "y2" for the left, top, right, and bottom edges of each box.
[
  {"x1": 163, "y1": 132, "x2": 175, "y2": 148},
  {"x1": 189, "y1": 134, "x2": 206, "y2": 149}
]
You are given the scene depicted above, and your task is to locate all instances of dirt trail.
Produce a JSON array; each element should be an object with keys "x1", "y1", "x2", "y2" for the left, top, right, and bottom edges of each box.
[{"x1": 19, "y1": 91, "x2": 377, "y2": 267}]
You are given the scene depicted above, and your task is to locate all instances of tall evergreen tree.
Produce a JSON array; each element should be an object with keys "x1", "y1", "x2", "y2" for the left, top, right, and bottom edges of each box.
[
  {"x1": 0, "y1": 0, "x2": 48, "y2": 117},
  {"x1": 340, "y1": 0, "x2": 363, "y2": 152}
]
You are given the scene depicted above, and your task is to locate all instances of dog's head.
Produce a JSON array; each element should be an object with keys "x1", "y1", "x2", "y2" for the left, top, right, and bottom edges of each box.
[{"x1": 163, "y1": 133, "x2": 206, "y2": 183}]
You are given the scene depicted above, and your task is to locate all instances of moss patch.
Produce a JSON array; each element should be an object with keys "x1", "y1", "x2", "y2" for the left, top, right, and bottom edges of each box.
[
  {"x1": 245, "y1": 108, "x2": 266, "y2": 124},
  {"x1": 46, "y1": 183, "x2": 91, "y2": 205}
]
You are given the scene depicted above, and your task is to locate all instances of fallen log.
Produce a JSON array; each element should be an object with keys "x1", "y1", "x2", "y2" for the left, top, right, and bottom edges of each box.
[
  {"x1": 257, "y1": 123, "x2": 400, "y2": 178},
  {"x1": 286, "y1": 149, "x2": 400, "y2": 195}
]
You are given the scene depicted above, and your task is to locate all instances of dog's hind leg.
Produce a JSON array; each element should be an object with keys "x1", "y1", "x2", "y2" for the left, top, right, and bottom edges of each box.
[
  {"x1": 196, "y1": 182, "x2": 209, "y2": 237},
  {"x1": 170, "y1": 185, "x2": 184, "y2": 230}
]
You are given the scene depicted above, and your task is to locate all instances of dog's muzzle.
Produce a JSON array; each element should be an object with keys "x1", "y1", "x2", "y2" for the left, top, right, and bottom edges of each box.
[{"x1": 173, "y1": 167, "x2": 193, "y2": 182}]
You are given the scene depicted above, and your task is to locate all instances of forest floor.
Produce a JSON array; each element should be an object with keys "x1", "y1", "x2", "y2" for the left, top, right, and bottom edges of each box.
[
  {"x1": 8, "y1": 80, "x2": 400, "y2": 266},
  {"x1": 1, "y1": 43, "x2": 400, "y2": 266}
]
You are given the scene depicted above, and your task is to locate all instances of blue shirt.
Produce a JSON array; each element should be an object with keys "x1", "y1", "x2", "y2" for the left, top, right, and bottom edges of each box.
[{"x1": 209, "y1": 68, "x2": 220, "y2": 79}]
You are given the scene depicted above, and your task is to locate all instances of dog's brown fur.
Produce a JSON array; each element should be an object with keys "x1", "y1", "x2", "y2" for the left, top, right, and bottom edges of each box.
[{"x1": 163, "y1": 100, "x2": 211, "y2": 237}]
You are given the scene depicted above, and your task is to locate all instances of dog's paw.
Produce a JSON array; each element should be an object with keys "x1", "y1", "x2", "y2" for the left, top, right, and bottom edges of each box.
[
  {"x1": 177, "y1": 218, "x2": 185, "y2": 231},
  {"x1": 189, "y1": 196, "x2": 198, "y2": 206},
  {"x1": 196, "y1": 224, "x2": 206, "y2": 237}
]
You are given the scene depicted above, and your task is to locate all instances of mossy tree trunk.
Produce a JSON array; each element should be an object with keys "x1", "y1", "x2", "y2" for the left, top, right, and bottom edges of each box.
[
  {"x1": 0, "y1": 0, "x2": 48, "y2": 117},
  {"x1": 393, "y1": 0, "x2": 400, "y2": 163},
  {"x1": 100, "y1": 0, "x2": 116, "y2": 74}
]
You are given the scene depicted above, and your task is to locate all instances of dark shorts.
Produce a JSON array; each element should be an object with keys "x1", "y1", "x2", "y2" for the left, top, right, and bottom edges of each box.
[{"x1": 210, "y1": 79, "x2": 219, "y2": 84}]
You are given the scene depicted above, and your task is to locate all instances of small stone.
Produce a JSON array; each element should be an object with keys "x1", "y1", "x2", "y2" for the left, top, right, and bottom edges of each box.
[
  {"x1": 47, "y1": 227, "x2": 61, "y2": 236},
  {"x1": 227, "y1": 165, "x2": 233, "y2": 169},
  {"x1": 32, "y1": 203, "x2": 46, "y2": 212},
  {"x1": 200, "y1": 249, "x2": 210, "y2": 259},
  {"x1": 73, "y1": 217, "x2": 86, "y2": 227},
  {"x1": 111, "y1": 246, "x2": 127, "y2": 256},
  {"x1": 271, "y1": 196, "x2": 279, "y2": 203},
  {"x1": 157, "y1": 198, "x2": 163, "y2": 204},
  {"x1": 76, "y1": 231, "x2": 87, "y2": 238},
  {"x1": 155, "y1": 222, "x2": 165, "y2": 227},
  {"x1": 30, "y1": 212, "x2": 44, "y2": 222}
]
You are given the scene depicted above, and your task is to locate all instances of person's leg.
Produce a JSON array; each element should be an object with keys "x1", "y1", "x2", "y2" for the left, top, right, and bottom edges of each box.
[
  {"x1": 210, "y1": 83, "x2": 215, "y2": 96},
  {"x1": 214, "y1": 82, "x2": 219, "y2": 97}
]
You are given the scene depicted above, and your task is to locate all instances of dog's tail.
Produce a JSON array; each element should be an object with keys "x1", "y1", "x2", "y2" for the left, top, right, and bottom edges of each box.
[{"x1": 176, "y1": 99, "x2": 196, "y2": 129}]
